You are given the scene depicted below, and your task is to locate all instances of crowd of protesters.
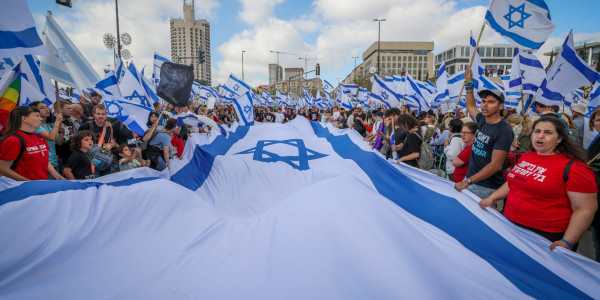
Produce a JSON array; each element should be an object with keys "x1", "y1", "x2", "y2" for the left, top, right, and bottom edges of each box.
[{"x1": 1, "y1": 74, "x2": 599, "y2": 261}]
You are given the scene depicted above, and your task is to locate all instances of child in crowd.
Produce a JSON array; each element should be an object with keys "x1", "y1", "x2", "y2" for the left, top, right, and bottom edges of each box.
[
  {"x1": 116, "y1": 144, "x2": 147, "y2": 171},
  {"x1": 64, "y1": 131, "x2": 96, "y2": 180}
]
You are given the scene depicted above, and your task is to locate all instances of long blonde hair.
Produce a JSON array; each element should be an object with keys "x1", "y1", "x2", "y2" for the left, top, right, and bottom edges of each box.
[{"x1": 506, "y1": 114, "x2": 531, "y2": 139}]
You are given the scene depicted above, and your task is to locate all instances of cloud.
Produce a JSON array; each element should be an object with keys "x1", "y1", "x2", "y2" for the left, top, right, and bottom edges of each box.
[
  {"x1": 238, "y1": 0, "x2": 284, "y2": 26},
  {"x1": 33, "y1": 0, "x2": 218, "y2": 85}
]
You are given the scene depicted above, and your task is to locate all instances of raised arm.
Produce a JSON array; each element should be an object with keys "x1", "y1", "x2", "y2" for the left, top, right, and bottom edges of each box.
[{"x1": 464, "y1": 69, "x2": 480, "y2": 118}]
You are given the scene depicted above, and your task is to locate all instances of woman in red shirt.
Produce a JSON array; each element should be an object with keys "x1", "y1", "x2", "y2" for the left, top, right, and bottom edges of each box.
[
  {"x1": 0, "y1": 106, "x2": 64, "y2": 181},
  {"x1": 452, "y1": 122, "x2": 478, "y2": 183},
  {"x1": 480, "y1": 116, "x2": 597, "y2": 251}
]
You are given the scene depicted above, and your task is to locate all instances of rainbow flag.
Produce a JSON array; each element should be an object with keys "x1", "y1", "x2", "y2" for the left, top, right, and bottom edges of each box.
[{"x1": 0, "y1": 76, "x2": 20, "y2": 132}]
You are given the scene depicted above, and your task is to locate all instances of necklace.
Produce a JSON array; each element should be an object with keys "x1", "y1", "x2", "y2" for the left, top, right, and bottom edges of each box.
[
  {"x1": 21, "y1": 131, "x2": 45, "y2": 157},
  {"x1": 84, "y1": 151, "x2": 95, "y2": 174}
]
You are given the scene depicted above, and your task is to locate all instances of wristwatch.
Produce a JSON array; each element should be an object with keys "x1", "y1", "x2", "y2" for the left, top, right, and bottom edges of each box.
[{"x1": 466, "y1": 178, "x2": 473, "y2": 185}]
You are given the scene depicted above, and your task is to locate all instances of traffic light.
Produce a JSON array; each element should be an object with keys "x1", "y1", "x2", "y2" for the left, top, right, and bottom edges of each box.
[
  {"x1": 56, "y1": 0, "x2": 72, "y2": 7},
  {"x1": 315, "y1": 63, "x2": 320, "y2": 76},
  {"x1": 198, "y1": 50, "x2": 205, "y2": 64},
  {"x1": 401, "y1": 68, "x2": 406, "y2": 77}
]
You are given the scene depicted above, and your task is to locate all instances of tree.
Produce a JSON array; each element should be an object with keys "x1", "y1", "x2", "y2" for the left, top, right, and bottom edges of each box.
[
  {"x1": 353, "y1": 73, "x2": 373, "y2": 92},
  {"x1": 417, "y1": 69, "x2": 422, "y2": 81}
]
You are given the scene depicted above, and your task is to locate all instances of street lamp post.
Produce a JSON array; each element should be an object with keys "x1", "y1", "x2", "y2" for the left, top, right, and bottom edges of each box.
[
  {"x1": 242, "y1": 50, "x2": 246, "y2": 81},
  {"x1": 373, "y1": 18, "x2": 386, "y2": 77},
  {"x1": 115, "y1": 0, "x2": 122, "y2": 57}
]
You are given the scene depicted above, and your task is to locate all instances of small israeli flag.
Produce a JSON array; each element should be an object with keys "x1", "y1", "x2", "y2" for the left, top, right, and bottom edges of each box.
[{"x1": 485, "y1": 0, "x2": 556, "y2": 51}]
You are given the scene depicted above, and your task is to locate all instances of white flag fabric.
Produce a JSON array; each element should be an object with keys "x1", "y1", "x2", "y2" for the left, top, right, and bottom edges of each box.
[
  {"x1": 19, "y1": 74, "x2": 47, "y2": 107},
  {"x1": 153, "y1": 52, "x2": 172, "y2": 88},
  {"x1": 1, "y1": 117, "x2": 599, "y2": 299},
  {"x1": 484, "y1": 0, "x2": 556, "y2": 51},
  {"x1": 371, "y1": 74, "x2": 400, "y2": 108},
  {"x1": 39, "y1": 14, "x2": 99, "y2": 91},
  {"x1": 0, "y1": 0, "x2": 47, "y2": 58},
  {"x1": 536, "y1": 30, "x2": 600, "y2": 107},
  {"x1": 118, "y1": 61, "x2": 153, "y2": 108},
  {"x1": 16, "y1": 55, "x2": 57, "y2": 107},
  {"x1": 223, "y1": 74, "x2": 251, "y2": 100},
  {"x1": 231, "y1": 92, "x2": 254, "y2": 126}
]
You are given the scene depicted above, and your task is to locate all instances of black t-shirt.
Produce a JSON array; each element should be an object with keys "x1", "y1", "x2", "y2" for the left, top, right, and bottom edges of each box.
[
  {"x1": 399, "y1": 131, "x2": 421, "y2": 168},
  {"x1": 263, "y1": 113, "x2": 275, "y2": 123},
  {"x1": 354, "y1": 113, "x2": 367, "y2": 134},
  {"x1": 393, "y1": 127, "x2": 406, "y2": 146},
  {"x1": 55, "y1": 118, "x2": 75, "y2": 163},
  {"x1": 66, "y1": 150, "x2": 95, "y2": 179},
  {"x1": 466, "y1": 113, "x2": 514, "y2": 189},
  {"x1": 78, "y1": 120, "x2": 133, "y2": 145},
  {"x1": 284, "y1": 113, "x2": 293, "y2": 123},
  {"x1": 308, "y1": 112, "x2": 320, "y2": 121}
]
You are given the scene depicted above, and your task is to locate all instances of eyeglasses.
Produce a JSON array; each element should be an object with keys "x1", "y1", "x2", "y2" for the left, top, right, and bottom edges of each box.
[{"x1": 460, "y1": 131, "x2": 473, "y2": 135}]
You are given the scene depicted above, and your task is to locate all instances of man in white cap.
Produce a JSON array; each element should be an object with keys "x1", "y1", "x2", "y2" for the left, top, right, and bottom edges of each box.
[{"x1": 571, "y1": 103, "x2": 587, "y2": 147}]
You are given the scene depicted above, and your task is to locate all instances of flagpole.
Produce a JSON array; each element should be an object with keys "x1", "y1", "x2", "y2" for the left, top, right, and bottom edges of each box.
[
  {"x1": 54, "y1": 80, "x2": 59, "y2": 103},
  {"x1": 456, "y1": 23, "x2": 486, "y2": 106}
]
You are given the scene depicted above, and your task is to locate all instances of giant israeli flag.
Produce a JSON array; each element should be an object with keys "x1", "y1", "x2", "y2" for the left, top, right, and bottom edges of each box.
[
  {"x1": 536, "y1": 30, "x2": 600, "y2": 107},
  {"x1": 484, "y1": 0, "x2": 556, "y2": 51},
  {"x1": 1, "y1": 117, "x2": 599, "y2": 299},
  {"x1": 39, "y1": 14, "x2": 100, "y2": 92}
]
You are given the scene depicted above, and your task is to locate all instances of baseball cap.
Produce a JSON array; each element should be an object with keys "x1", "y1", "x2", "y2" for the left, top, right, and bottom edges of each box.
[
  {"x1": 571, "y1": 103, "x2": 587, "y2": 115},
  {"x1": 90, "y1": 91, "x2": 100, "y2": 97},
  {"x1": 478, "y1": 89, "x2": 504, "y2": 103}
]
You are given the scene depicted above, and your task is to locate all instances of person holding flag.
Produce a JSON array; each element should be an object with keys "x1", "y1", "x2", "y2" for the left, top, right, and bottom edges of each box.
[{"x1": 454, "y1": 70, "x2": 514, "y2": 204}]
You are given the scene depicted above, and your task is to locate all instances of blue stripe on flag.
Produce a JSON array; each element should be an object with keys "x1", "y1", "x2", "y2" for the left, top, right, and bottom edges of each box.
[
  {"x1": 0, "y1": 27, "x2": 43, "y2": 49},
  {"x1": 526, "y1": 0, "x2": 551, "y2": 18},
  {"x1": 171, "y1": 126, "x2": 250, "y2": 191},
  {"x1": 39, "y1": 63, "x2": 74, "y2": 82},
  {"x1": 0, "y1": 177, "x2": 160, "y2": 206},
  {"x1": 484, "y1": 12, "x2": 545, "y2": 50},
  {"x1": 519, "y1": 55, "x2": 544, "y2": 68},
  {"x1": 560, "y1": 41, "x2": 600, "y2": 83},
  {"x1": 309, "y1": 122, "x2": 590, "y2": 299}
]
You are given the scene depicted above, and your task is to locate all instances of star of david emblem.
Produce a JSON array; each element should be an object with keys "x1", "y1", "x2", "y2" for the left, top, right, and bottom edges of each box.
[
  {"x1": 503, "y1": 4, "x2": 531, "y2": 29},
  {"x1": 124, "y1": 90, "x2": 149, "y2": 106},
  {"x1": 586, "y1": 106, "x2": 595, "y2": 118},
  {"x1": 0, "y1": 62, "x2": 5, "y2": 70},
  {"x1": 104, "y1": 100, "x2": 124, "y2": 117},
  {"x1": 381, "y1": 91, "x2": 389, "y2": 100},
  {"x1": 244, "y1": 105, "x2": 252, "y2": 113},
  {"x1": 520, "y1": 70, "x2": 525, "y2": 78},
  {"x1": 235, "y1": 139, "x2": 327, "y2": 170},
  {"x1": 205, "y1": 92, "x2": 211, "y2": 98},
  {"x1": 233, "y1": 83, "x2": 240, "y2": 92}
]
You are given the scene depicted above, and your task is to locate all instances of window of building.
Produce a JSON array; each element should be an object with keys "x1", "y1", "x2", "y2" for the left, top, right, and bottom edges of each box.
[
  {"x1": 387, "y1": 63, "x2": 390, "y2": 68},
  {"x1": 408, "y1": 56, "x2": 412, "y2": 62},
  {"x1": 424, "y1": 63, "x2": 427, "y2": 68},
  {"x1": 424, "y1": 56, "x2": 427, "y2": 62},
  {"x1": 507, "y1": 48, "x2": 513, "y2": 57},
  {"x1": 486, "y1": 47, "x2": 492, "y2": 57},
  {"x1": 392, "y1": 56, "x2": 396, "y2": 61},
  {"x1": 461, "y1": 47, "x2": 464, "y2": 57},
  {"x1": 408, "y1": 63, "x2": 412, "y2": 68},
  {"x1": 403, "y1": 56, "x2": 407, "y2": 62},
  {"x1": 493, "y1": 47, "x2": 505, "y2": 57},
  {"x1": 403, "y1": 63, "x2": 406, "y2": 68},
  {"x1": 393, "y1": 63, "x2": 396, "y2": 68},
  {"x1": 477, "y1": 48, "x2": 484, "y2": 57},
  {"x1": 418, "y1": 63, "x2": 422, "y2": 68}
]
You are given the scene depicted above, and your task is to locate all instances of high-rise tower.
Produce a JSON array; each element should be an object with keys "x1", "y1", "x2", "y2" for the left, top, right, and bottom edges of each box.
[{"x1": 170, "y1": 0, "x2": 211, "y2": 85}]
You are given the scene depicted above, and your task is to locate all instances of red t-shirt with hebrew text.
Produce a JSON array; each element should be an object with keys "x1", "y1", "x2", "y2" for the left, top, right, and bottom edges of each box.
[
  {"x1": 0, "y1": 130, "x2": 49, "y2": 180},
  {"x1": 503, "y1": 151, "x2": 597, "y2": 233}
]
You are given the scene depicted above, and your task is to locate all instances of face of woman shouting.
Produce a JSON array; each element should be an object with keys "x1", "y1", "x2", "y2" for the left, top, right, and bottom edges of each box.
[{"x1": 531, "y1": 121, "x2": 562, "y2": 156}]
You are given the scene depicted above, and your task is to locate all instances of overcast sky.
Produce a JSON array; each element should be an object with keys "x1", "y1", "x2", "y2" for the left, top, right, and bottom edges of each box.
[{"x1": 29, "y1": 0, "x2": 600, "y2": 87}]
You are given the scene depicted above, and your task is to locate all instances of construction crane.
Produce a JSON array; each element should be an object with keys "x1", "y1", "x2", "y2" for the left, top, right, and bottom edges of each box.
[
  {"x1": 269, "y1": 50, "x2": 298, "y2": 81},
  {"x1": 298, "y1": 56, "x2": 318, "y2": 78}
]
